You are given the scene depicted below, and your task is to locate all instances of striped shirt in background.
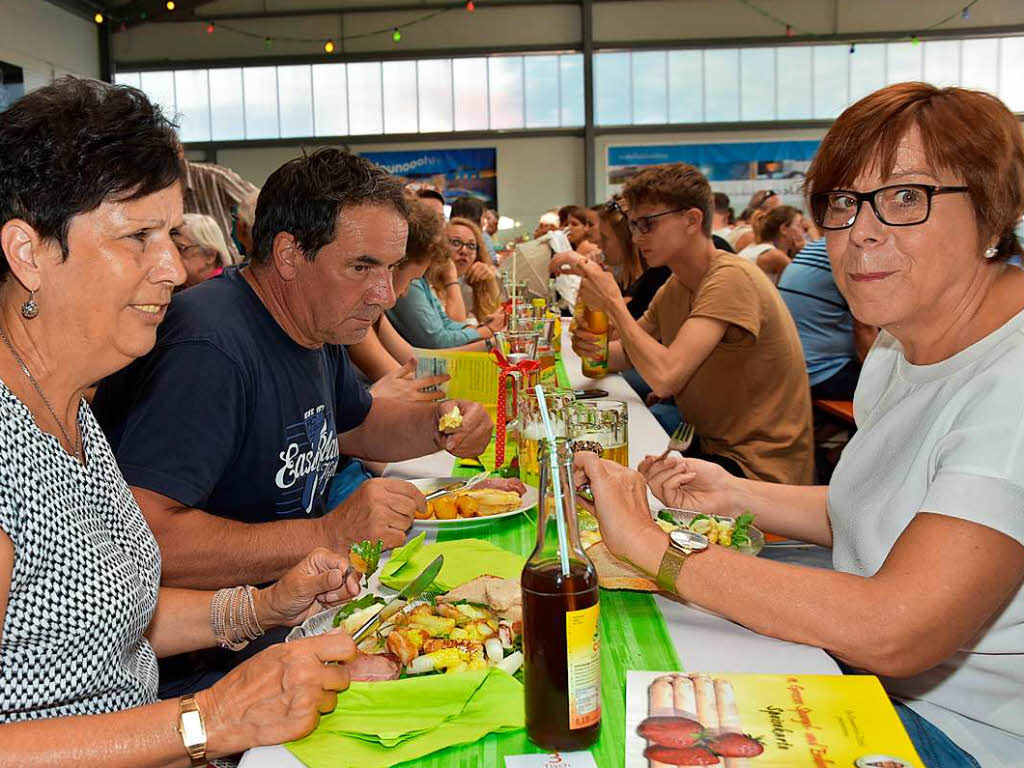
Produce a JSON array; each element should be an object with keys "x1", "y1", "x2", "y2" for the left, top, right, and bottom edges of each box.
[{"x1": 777, "y1": 239, "x2": 856, "y2": 387}]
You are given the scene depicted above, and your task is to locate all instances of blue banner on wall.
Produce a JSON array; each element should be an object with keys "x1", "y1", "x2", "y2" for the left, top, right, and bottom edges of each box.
[
  {"x1": 360, "y1": 148, "x2": 497, "y2": 209},
  {"x1": 608, "y1": 140, "x2": 820, "y2": 183}
]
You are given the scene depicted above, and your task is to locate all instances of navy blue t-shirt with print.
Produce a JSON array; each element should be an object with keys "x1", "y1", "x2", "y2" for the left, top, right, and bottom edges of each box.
[{"x1": 93, "y1": 266, "x2": 373, "y2": 523}]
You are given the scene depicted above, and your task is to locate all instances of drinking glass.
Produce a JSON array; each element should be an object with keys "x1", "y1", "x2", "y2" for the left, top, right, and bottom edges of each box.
[
  {"x1": 518, "y1": 390, "x2": 575, "y2": 487},
  {"x1": 568, "y1": 400, "x2": 629, "y2": 467}
]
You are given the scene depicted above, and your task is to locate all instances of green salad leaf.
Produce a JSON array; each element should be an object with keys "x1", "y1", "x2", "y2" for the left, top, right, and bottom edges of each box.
[
  {"x1": 331, "y1": 593, "x2": 386, "y2": 628},
  {"x1": 731, "y1": 512, "x2": 757, "y2": 549},
  {"x1": 657, "y1": 509, "x2": 677, "y2": 524},
  {"x1": 350, "y1": 539, "x2": 384, "y2": 586}
]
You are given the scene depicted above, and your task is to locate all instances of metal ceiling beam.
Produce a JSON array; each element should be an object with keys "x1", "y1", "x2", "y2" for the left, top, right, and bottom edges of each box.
[
  {"x1": 42, "y1": 0, "x2": 103, "y2": 22},
  {"x1": 158, "y1": 0, "x2": 578, "y2": 23},
  {"x1": 117, "y1": 42, "x2": 580, "y2": 71}
]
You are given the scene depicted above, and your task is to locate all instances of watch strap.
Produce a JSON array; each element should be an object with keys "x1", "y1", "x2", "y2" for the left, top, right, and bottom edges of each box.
[
  {"x1": 655, "y1": 541, "x2": 689, "y2": 592},
  {"x1": 178, "y1": 695, "x2": 208, "y2": 767}
]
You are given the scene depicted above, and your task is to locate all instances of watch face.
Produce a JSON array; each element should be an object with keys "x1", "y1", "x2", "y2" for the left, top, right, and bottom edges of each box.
[{"x1": 670, "y1": 528, "x2": 709, "y2": 552}]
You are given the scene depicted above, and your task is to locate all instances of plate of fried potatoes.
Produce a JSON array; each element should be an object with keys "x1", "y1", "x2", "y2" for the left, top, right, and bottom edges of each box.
[{"x1": 408, "y1": 477, "x2": 538, "y2": 527}]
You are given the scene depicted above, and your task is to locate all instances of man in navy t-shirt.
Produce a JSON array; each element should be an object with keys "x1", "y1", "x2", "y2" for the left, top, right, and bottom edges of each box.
[{"x1": 94, "y1": 149, "x2": 494, "y2": 590}]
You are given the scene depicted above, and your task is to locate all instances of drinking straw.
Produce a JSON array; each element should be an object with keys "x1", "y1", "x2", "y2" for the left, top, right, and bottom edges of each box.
[{"x1": 534, "y1": 384, "x2": 571, "y2": 576}]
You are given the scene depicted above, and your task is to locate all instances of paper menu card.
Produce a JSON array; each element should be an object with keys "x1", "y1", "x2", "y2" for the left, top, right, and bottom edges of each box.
[
  {"x1": 414, "y1": 348, "x2": 499, "y2": 412},
  {"x1": 625, "y1": 671, "x2": 924, "y2": 768}
]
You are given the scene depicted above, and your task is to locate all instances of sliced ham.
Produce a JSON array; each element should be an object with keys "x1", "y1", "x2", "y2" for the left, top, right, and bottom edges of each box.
[
  {"x1": 474, "y1": 478, "x2": 527, "y2": 496},
  {"x1": 348, "y1": 652, "x2": 401, "y2": 681}
]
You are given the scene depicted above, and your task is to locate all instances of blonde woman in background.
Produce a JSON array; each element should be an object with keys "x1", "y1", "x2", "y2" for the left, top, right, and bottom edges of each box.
[
  {"x1": 433, "y1": 216, "x2": 502, "y2": 324},
  {"x1": 175, "y1": 212, "x2": 233, "y2": 289}
]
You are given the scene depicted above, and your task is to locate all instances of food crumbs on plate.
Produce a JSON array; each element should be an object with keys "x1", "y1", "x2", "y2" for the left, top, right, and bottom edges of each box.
[{"x1": 438, "y1": 405, "x2": 463, "y2": 433}]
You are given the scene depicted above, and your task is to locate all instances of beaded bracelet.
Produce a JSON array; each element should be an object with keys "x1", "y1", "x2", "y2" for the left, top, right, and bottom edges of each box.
[{"x1": 210, "y1": 585, "x2": 264, "y2": 651}]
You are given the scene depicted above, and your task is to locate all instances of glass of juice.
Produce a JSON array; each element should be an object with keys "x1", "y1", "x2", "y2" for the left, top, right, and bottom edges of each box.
[
  {"x1": 569, "y1": 399, "x2": 629, "y2": 467},
  {"x1": 517, "y1": 390, "x2": 575, "y2": 487},
  {"x1": 522, "y1": 437, "x2": 601, "y2": 751}
]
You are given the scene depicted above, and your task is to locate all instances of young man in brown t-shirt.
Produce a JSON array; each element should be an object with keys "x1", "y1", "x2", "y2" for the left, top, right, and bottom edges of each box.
[{"x1": 566, "y1": 163, "x2": 814, "y2": 485}]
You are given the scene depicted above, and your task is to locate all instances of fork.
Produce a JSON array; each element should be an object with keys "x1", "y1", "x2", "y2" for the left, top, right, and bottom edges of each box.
[
  {"x1": 658, "y1": 419, "x2": 694, "y2": 460},
  {"x1": 424, "y1": 469, "x2": 492, "y2": 501}
]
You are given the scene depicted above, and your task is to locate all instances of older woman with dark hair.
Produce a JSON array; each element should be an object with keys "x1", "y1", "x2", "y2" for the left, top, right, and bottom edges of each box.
[
  {"x1": 574, "y1": 82, "x2": 1024, "y2": 767},
  {"x1": 0, "y1": 77, "x2": 365, "y2": 765}
]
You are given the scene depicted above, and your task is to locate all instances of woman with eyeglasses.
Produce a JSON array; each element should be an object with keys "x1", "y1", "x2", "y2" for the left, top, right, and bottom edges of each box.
[
  {"x1": 572, "y1": 83, "x2": 1024, "y2": 767},
  {"x1": 387, "y1": 215, "x2": 504, "y2": 350},
  {"x1": 174, "y1": 213, "x2": 233, "y2": 290},
  {"x1": 433, "y1": 217, "x2": 502, "y2": 325}
]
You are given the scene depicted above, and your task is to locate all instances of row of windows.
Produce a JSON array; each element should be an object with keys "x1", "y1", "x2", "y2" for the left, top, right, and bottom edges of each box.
[
  {"x1": 115, "y1": 54, "x2": 585, "y2": 142},
  {"x1": 117, "y1": 35, "x2": 1024, "y2": 142},
  {"x1": 595, "y1": 36, "x2": 1024, "y2": 125}
]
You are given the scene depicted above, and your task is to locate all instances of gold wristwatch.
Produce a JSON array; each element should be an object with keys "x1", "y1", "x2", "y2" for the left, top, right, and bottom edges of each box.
[
  {"x1": 656, "y1": 529, "x2": 709, "y2": 591},
  {"x1": 178, "y1": 695, "x2": 208, "y2": 767}
]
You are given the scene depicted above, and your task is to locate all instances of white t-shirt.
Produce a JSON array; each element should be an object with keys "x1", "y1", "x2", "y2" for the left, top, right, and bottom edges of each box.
[
  {"x1": 828, "y1": 308, "x2": 1024, "y2": 766},
  {"x1": 737, "y1": 242, "x2": 774, "y2": 263}
]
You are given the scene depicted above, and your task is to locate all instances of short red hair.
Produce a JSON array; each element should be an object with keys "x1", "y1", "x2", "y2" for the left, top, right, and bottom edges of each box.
[{"x1": 806, "y1": 82, "x2": 1024, "y2": 258}]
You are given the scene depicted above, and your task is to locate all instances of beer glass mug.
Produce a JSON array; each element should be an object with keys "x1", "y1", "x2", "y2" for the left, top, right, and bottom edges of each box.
[
  {"x1": 568, "y1": 400, "x2": 629, "y2": 467},
  {"x1": 518, "y1": 390, "x2": 575, "y2": 487}
]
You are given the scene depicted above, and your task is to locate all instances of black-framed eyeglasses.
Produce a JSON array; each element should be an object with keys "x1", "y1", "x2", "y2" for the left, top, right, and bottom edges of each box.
[
  {"x1": 627, "y1": 207, "x2": 688, "y2": 235},
  {"x1": 448, "y1": 237, "x2": 478, "y2": 253},
  {"x1": 810, "y1": 184, "x2": 970, "y2": 230}
]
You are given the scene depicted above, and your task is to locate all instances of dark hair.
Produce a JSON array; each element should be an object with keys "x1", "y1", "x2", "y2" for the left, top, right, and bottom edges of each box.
[
  {"x1": 622, "y1": 163, "x2": 713, "y2": 237},
  {"x1": 403, "y1": 196, "x2": 448, "y2": 267},
  {"x1": 753, "y1": 205, "x2": 801, "y2": 243},
  {"x1": 251, "y1": 148, "x2": 407, "y2": 265},
  {"x1": 713, "y1": 192, "x2": 731, "y2": 214},
  {"x1": 448, "y1": 196, "x2": 485, "y2": 222},
  {"x1": 562, "y1": 205, "x2": 589, "y2": 226},
  {"x1": 806, "y1": 82, "x2": 1024, "y2": 261},
  {"x1": 0, "y1": 76, "x2": 182, "y2": 279}
]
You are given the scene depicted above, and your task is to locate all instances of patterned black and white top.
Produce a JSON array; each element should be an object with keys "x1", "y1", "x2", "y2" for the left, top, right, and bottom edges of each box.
[{"x1": 0, "y1": 380, "x2": 161, "y2": 721}]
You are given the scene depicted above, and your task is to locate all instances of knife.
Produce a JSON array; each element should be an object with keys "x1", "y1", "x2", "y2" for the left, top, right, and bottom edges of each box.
[{"x1": 350, "y1": 554, "x2": 444, "y2": 644}]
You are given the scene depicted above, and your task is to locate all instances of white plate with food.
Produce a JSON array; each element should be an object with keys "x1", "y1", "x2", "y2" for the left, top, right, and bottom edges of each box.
[
  {"x1": 408, "y1": 476, "x2": 538, "y2": 528},
  {"x1": 285, "y1": 576, "x2": 524, "y2": 680}
]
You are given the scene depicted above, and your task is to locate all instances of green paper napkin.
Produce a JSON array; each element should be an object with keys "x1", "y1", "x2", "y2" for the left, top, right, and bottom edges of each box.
[
  {"x1": 285, "y1": 667, "x2": 524, "y2": 768},
  {"x1": 380, "y1": 532, "x2": 526, "y2": 592}
]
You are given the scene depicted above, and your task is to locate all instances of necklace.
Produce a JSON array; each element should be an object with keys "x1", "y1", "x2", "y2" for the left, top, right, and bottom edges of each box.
[{"x1": 0, "y1": 324, "x2": 83, "y2": 462}]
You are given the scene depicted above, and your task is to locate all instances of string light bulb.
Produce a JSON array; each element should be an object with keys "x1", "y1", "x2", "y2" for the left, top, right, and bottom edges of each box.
[
  {"x1": 392, "y1": 27, "x2": 402, "y2": 43},
  {"x1": 849, "y1": 42, "x2": 856, "y2": 54},
  {"x1": 962, "y1": 6, "x2": 969, "y2": 19},
  {"x1": 911, "y1": 34, "x2": 920, "y2": 45},
  {"x1": 94, "y1": 12, "x2": 104, "y2": 23},
  {"x1": 785, "y1": 23, "x2": 792, "y2": 37},
  {"x1": 324, "y1": 39, "x2": 335, "y2": 53},
  {"x1": 466, "y1": 0, "x2": 476, "y2": 10},
  {"x1": 166, "y1": 0, "x2": 175, "y2": 10},
  {"x1": 206, "y1": 21, "x2": 215, "y2": 34},
  {"x1": 264, "y1": 36, "x2": 272, "y2": 49}
]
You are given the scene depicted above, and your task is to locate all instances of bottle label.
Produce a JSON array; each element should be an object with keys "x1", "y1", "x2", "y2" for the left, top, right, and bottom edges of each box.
[{"x1": 565, "y1": 602, "x2": 601, "y2": 729}]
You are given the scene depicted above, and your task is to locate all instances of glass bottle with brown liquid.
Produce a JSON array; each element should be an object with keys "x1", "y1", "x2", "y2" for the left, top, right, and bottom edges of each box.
[{"x1": 521, "y1": 437, "x2": 601, "y2": 751}]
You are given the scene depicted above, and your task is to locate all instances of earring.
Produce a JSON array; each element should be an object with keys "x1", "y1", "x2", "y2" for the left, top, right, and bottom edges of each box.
[
  {"x1": 984, "y1": 245, "x2": 998, "y2": 259},
  {"x1": 20, "y1": 289, "x2": 38, "y2": 319}
]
